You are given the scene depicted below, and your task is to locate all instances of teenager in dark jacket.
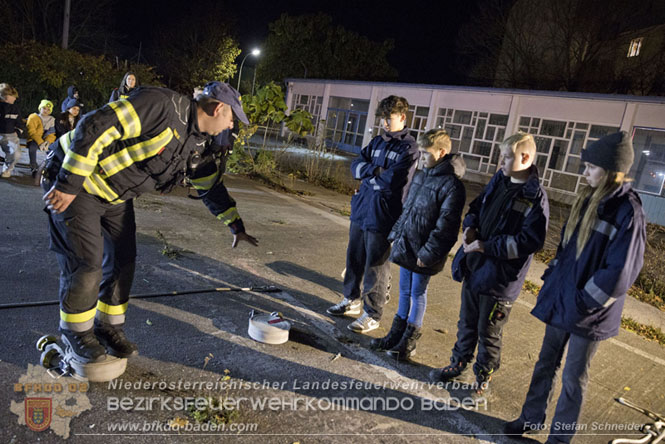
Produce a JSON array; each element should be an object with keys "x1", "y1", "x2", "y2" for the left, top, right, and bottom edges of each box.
[
  {"x1": 370, "y1": 129, "x2": 466, "y2": 360},
  {"x1": 504, "y1": 131, "x2": 646, "y2": 443},
  {"x1": 109, "y1": 72, "x2": 138, "y2": 102},
  {"x1": 55, "y1": 98, "x2": 83, "y2": 138},
  {"x1": 326, "y1": 96, "x2": 419, "y2": 334},
  {"x1": 430, "y1": 132, "x2": 549, "y2": 395},
  {"x1": 0, "y1": 83, "x2": 26, "y2": 178},
  {"x1": 60, "y1": 85, "x2": 79, "y2": 113}
]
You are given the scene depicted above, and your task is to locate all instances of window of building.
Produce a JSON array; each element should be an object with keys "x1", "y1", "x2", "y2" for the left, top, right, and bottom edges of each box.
[
  {"x1": 291, "y1": 94, "x2": 323, "y2": 129},
  {"x1": 627, "y1": 37, "x2": 643, "y2": 57},
  {"x1": 325, "y1": 96, "x2": 369, "y2": 153},
  {"x1": 630, "y1": 128, "x2": 665, "y2": 195}
]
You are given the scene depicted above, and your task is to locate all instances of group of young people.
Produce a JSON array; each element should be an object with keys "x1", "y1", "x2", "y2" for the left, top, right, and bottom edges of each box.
[
  {"x1": 327, "y1": 95, "x2": 646, "y2": 443},
  {"x1": 0, "y1": 72, "x2": 138, "y2": 179}
]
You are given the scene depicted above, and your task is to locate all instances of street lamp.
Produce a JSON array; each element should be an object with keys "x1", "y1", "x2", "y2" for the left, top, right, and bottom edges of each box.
[{"x1": 237, "y1": 48, "x2": 260, "y2": 92}]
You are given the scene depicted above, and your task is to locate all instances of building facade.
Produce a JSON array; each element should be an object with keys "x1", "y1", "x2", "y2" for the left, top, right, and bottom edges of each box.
[{"x1": 285, "y1": 78, "x2": 665, "y2": 224}]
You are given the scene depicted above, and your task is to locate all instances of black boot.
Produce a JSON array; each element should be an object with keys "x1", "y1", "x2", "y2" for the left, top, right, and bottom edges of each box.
[
  {"x1": 370, "y1": 315, "x2": 407, "y2": 351},
  {"x1": 94, "y1": 322, "x2": 138, "y2": 358},
  {"x1": 386, "y1": 323, "x2": 421, "y2": 361},
  {"x1": 60, "y1": 329, "x2": 106, "y2": 361}
]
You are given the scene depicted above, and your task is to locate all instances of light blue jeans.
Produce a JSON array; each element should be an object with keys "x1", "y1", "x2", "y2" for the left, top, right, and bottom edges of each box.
[
  {"x1": 396, "y1": 267, "x2": 431, "y2": 327},
  {"x1": 0, "y1": 132, "x2": 20, "y2": 175}
]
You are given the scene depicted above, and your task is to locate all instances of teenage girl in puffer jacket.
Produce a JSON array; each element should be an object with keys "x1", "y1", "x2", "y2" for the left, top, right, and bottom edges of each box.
[{"x1": 371, "y1": 129, "x2": 466, "y2": 360}]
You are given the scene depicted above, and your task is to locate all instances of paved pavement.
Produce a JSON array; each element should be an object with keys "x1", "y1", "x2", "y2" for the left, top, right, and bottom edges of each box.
[{"x1": 1, "y1": 152, "x2": 664, "y2": 443}]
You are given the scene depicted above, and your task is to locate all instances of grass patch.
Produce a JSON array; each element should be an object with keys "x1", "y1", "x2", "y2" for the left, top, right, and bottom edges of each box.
[{"x1": 621, "y1": 317, "x2": 665, "y2": 346}]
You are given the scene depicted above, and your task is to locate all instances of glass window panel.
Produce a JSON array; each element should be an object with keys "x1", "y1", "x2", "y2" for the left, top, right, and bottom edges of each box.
[
  {"x1": 575, "y1": 122, "x2": 588, "y2": 129},
  {"x1": 536, "y1": 154, "x2": 548, "y2": 170},
  {"x1": 416, "y1": 106, "x2": 429, "y2": 117},
  {"x1": 299, "y1": 95, "x2": 309, "y2": 105},
  {"x1": 550, "y1": 172, "x2": 578, "y2": 192},
  {"x1": 490, "y1": 144, "x2": 501, "y2": 165},
  {"x1": 519, "y1": 116, "x2": 530, "y2": 126},
  {"x1": 350, "y1": 99, "x2": 369, "y2": 112},
  {"x1": 496, "y1": 127, "x2": 505, "y2": 142},
  {"x1": 532, "y1": 118, "x2": 541, "y2": 127},
  {"x1": 535, "y1": 136, "x2": 551, "y2": 154},
  {"x1": 463, "y1": 154, "x2": 481, "y2": 171},
  {"x1": 472, "y1": 141, "x2": 492, "y2": 156},
  {"x1": 589, "y1": 125, "x2": 620, "y2": 139},
  {"x1": 565, "y1": 156, "x2": 585, "y2": 174},
  {"x1": 358, "y1": 115, "x2": 367, "y2": 135},
  {"x1": 489, "y1": 114, "x2": 509, "y2": 126},
  {"x1": 486, "y1": 126, "x2": 496, "y2": 141},
  {"x1": 541, "y1": 120, "x2": 566, "y2": 137},
  {"x1": 454, "y1": 110, "x2": 472, "y2": 125},
  {"x1": 548, "y1": 139, "x2": 568, "y2": 171},
  {"x1": 570, "y1": 131, "x2": 586, "y2": 155},
  {"x1": 451, "y1": 139, "x2": 460, "y2": 153},
  {"x1": 631, "y1": 128, "x2": 665, "y2": 195},
  {"x1": 460, "y1": 127, "x2": 473, "y2": 152},
  {"x1": 445, "y1": 124, "x2": 462, "y2": 139},
  {"x1": 475, "y1": 119, "x2": 487, "y2": 139},
  {"x1": 317, "y1": 96, "x2": 323, "y2": 105},
  {"x1": 447, "y1": 109, "x2": 453, "y2": 117}
]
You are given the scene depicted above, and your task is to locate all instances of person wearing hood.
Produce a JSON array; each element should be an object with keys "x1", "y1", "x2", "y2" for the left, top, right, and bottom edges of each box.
[
  {"x1": 55, "y1": 98, "x2": 83, "y2": 138},
  {"x1": 430, "y1": 131, "x2": 550, "y2": 397},
  {"x1": 371, "y1": 129, "x2": 466, "y2": 360},
  {"x1": 60, "y1": 86, "x2": 80, "y2": 113},
  {"x1": 109, "y1": 72, "x2": 138, "y2": 102},
  {"x1": 26, "y1": 99, "x2": 57, "y2": 177}
]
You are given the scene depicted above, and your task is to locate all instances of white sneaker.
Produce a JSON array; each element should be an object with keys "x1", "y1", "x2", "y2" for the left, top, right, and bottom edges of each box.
[
  {"x1": 348, "y1": 311, "x2": 380, "y2": 333},
  {"x1": 327, "y1": 298, "x2": 361, "y2": 317},
  {"x1": 1, "y1": 170, "x2": 11, "y2": 178}
]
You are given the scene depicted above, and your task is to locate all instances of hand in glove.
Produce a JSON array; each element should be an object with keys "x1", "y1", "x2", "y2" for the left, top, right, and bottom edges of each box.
[{"x1": 39, "y1": 142, "x2": 50, "y2": 152}]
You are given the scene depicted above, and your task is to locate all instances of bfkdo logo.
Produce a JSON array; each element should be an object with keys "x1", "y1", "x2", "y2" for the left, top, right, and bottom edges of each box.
[{"x1": 25, "y1": 398, "x2": 52, "y2": 432}]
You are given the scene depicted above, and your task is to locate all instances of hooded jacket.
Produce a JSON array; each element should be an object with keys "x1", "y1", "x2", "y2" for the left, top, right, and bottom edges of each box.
[
  {"x1": 531, "y1": 183, "x2": 646, "y2": 340},
  {"x1": 349, "y1": 128, "x2": 419, "y2": 235},
  {"x1": 389, "y1": 154, "x2": 466, "y2": 275},
  {"x1": 49, "y1": 86, "x2": 246, "y2": 233},
  {"x1": 0, "y1": 101, "x2": 25, "y2": 135},
  {"x1": 109, "y1": 72, "x2": 138, "y2": 103},
  {"x1": 451, "y1": 166, "x2": 549, "y2": 301},
  {"x1": 60, "y1": 86, "x2": 79, "y2": 113}
]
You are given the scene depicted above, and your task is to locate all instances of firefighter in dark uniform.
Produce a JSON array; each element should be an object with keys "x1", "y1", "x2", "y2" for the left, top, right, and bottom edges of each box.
[{"x1": 42, "y1": 82, "x2": 257, "y2": 361}]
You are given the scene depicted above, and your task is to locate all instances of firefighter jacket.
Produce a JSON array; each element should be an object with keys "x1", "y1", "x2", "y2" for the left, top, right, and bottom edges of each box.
[{"x1": 50, "y1": 86, "x2": 246, "y2": 233}]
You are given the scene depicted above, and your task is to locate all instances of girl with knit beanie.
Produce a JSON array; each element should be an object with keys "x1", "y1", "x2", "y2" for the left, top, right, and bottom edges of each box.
[
  {"x1": 504, "y1": 131, "x2": 646, "y2": 443},
  {"x1": 26, "y1": 99, "x2": 56, "y2": 177}
]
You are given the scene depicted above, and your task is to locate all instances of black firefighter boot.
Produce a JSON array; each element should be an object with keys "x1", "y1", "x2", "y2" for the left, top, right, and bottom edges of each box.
[
  {"x1": 386, "y1": 323, "x2": 422, "y2": 361},
  {"x1": 60, "y1": 329, "x2": 107, "y2": 362},
  {"x1": 370, "y1": 315, "x2": 407, "y2": 351},
  {"x1": 94, "y1": 321, "x2": 138, "y2": 358}
]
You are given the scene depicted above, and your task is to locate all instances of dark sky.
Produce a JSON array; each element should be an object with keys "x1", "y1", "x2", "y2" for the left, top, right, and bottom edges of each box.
[{"x1": 116, "y1": 0, "x2": 481, "y2": 85}]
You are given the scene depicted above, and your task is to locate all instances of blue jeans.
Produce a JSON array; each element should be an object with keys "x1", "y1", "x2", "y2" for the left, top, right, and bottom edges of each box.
[
  {"x1": 396, "y1": 267, "x2": 430, "y2": 327},
  {"x1": 518, "y1": 324, "x2": 600, "y2": 443}
]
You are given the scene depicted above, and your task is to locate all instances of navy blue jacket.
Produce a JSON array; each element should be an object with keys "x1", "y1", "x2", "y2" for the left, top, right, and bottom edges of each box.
[
  {"x1": 531, "y1": 183, "x2": 646, "y2": 340},
  {"x1": 389, "y1": 154, "x2": 466, "y2": 275},
  {"x1": 451, "y1": 166, "x2": 549, "y2": 301},
  {"x1": 349, "y1": 128, "x2": 419, "y2": 235}
]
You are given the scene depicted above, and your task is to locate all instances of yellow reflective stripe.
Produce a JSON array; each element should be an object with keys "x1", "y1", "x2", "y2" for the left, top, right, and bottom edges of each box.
[
  {"x1": 108, "y1": 100, "x2": 141, "y2": 139},
  {"x1": 82, "y1": 173, "x2": 123, "y2": 203},
  {"x1": 96, "y1": 300, "x2": 128, "y2": 315},
  {"x1": 62, "y1": 126, "x2": 121, "y2": 177},
  {"x1": 99, "y1": 128, "x2": 173, "y2": 176},
  {"x1": 59, "y1": 130, "x2": 76, "y2": 150},
  {"x1": 189, "y1": 171, "x2": 219, "y2": 190},
  {"x1": 60, "y1": 307, "x2": 96, "y2": 323},
  {"x1": 216, "y1": 207, "x2": 240, "y2": 225}
]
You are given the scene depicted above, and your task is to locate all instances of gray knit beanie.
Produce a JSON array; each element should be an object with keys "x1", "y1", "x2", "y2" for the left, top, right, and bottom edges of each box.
[{"x1": 581, "y1": 131, "x2": 634, "y2": 174}]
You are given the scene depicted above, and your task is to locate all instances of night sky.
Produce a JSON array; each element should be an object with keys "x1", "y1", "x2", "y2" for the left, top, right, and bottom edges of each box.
[{"x1": 115, "y1": 0, "x2": 480, "y2": 85}]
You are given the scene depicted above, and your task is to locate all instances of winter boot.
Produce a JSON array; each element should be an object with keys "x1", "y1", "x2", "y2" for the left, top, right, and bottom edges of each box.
[
  {"x1": 370, "y1": 315, "x2": 407, "y2": 351},
  {"x1": 428, "y1": 359, "x2": 469, "y2": 383},
  {"x1": 60, "y1": 329, "x2": 106, "y2": 361},
  {"x1": 94, "y1": 322, "x2": 138, "y2": 358},
  {"x1": 472, "y1": 368, "x2": 494, "y2": 398},
  {"x1": 386, "y1": 323, "x2": 421, "y2": 361}
]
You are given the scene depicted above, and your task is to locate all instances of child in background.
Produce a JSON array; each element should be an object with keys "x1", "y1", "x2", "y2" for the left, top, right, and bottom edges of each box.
[
  {"x1": 430, "y1": 132, "x2": 549, "y2": 396},
  {"x1": 55, "y1": 99, "x2": 83, "y2": 138},
  {"x1": 109, "y1": 72, "x2": 138, "y2": 102},
  {"x1": 26, "y1": 99, "x2": 56, "y2": 177},
  {"x1": 504, "y1": 131, "x2": 646, "y2": 443},
  {"x1": 60, "y1": 85, "x2": 79, "y2": 113},
  {"x1": 0, "y1": 83, "x2": 26, "y2": 178},
  {"x1": 371, "y1": 129, "x2": 466, "y2": 360}
]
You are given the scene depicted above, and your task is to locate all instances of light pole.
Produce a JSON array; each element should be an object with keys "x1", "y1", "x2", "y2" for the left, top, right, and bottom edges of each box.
[{"x1": 237, "y1": 48, "x2": 260, "y2": 92}]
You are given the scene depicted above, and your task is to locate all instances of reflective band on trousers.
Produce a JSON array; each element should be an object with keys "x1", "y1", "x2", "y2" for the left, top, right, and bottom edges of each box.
[
  {"x1": 60, "y1": 307, "x2": 96, "y2": 332},
  {"x1": 95, "y1": 301, "x2": 128, "y2": 325}
]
